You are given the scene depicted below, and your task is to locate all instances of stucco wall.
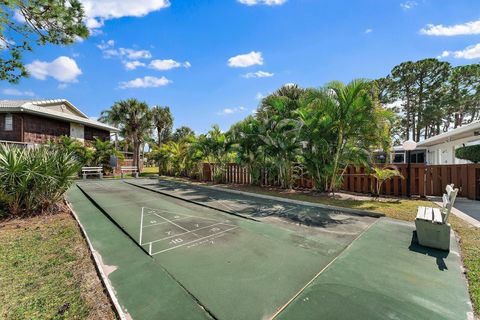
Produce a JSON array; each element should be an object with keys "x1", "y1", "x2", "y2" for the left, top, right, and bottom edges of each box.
[{"x1": 425, "y1": 136, "x2": 480, "y2": 165}]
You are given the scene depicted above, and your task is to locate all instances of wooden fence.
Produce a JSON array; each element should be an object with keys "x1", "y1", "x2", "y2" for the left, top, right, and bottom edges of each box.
[{"x1": 202, "y1": 163, "x2": 480, "y2": 200}]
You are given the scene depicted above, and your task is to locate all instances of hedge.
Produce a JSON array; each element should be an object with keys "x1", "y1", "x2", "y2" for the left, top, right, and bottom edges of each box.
[{"x1": 455, "y1": 145, "x2": 480, "y2": 163}]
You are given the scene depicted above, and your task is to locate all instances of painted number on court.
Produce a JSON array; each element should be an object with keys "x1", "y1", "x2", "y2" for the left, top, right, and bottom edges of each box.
[{"x1": 170, "y1": 238, "x2": 183, "y2": 245}]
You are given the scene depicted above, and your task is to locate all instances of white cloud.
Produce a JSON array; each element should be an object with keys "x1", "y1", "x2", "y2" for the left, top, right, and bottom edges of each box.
[
  {"x1": 97, "y1": 40, "x2": 152, "y2": 60},
  {"x1": 13, "y1": 10, "x2": 25, "y2": 23},
  {"x1": 242, "y1": 70, "x2": 274, "y2": 78},
  {"x1": 119, "y1": 48, "x2": 152, "y2": 59},
  {"x1": 80, "y1": 0, "x2": 171, "y2": 30},
  {"x1": 124, "y1": 61, "x2": 146, "y2": 70},
  {"x1": 26, "y1": 56, "x2": 82, "y2": 83},
  {"x1": 119, "y1": 76, "x2": 172, "y2": 89},
  {"x1": 149, "y1": 59, "x2": 191, "y2": 70},
  {"x1": 438, "y1": 43, "x2": 480, "y2": 60},
  {"x1": 217, "y1": 106, "x2": 247, "y2": 116},
  {"x1": 228, "y1": 51, "x2": 263, "y2": 68},
  {"x1": 400, "y1": 1, "x2": 417, "y2": 10},
  {"x1": 365, "y1": 28, "x2": 373, "y2": 34},
  {"x1": 255, "y1": 92, "x2": 264, "y2": 100},
  {"x1": 420, "y1": 20, "x2": 480, "y2": 36},
  {"x1": 1, "y1": 88, "x2": 35, "y2": 97},
  {"x1": 97, "y1": 39, "x2": 115, "y2": 50},
  {"x1": 238, "y1": 0, "x2": 286, "y2": 5}
]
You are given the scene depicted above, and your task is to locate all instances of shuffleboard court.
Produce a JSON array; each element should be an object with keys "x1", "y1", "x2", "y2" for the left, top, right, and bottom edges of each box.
[
  {"x1": 129, "y1": 178, "x2": 378, "y2": 241},
  {"x1": 76, "y1": 180, "x2": 377, "y2": 320}
]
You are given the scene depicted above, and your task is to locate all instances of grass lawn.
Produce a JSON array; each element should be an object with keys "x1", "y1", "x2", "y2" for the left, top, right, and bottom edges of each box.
[
  {"x1": 140, "y1": 166, "x2": 159, "y2": 177},
  {"x1": 161, "y1": 176, "x2": 480, "y2": 317},
  {"x1": 0, "y1": 210, "x2": 116, "y2": 320}
]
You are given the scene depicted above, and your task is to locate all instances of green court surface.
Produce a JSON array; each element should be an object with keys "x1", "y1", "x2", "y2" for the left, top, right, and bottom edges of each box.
[
  {"x1": 76, "y1": 180, "x2": 375, "y2": 319},
  {"x1": 66, "y1": 186, "x2": 212, "y2": 320},
  {"x1": 70, "y1": 179, "x2": 473, "y2": 319},
  {"x1": 277, "y1": 218, "x2": 473, "y2": 320}
]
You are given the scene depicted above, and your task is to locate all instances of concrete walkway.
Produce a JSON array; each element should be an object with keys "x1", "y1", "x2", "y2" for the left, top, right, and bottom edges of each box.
[{"x1": 431, "y1": 197, "x2": 480, "y2": 227}]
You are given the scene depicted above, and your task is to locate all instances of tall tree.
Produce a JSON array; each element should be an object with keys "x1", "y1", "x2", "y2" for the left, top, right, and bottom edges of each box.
[
  {"x1": 386, "y1": 58, "x2": 451, "y2": 141},
  {"x1": 172, "y1": 126, "x2": 195, "y2": 142},
  {"x1": 99, "y1": 99, "x2": 152, "y2": 169},
  {"x1": 151, "y1": 106, "x2": 173, "y2": 147},
  {"x1": 0, "y1": 0, "x2": 89, "y2": 83},
  {"x1": 445, "y1": 64, "x2": 480, "y2": 128},
  {"x1": 323, "y1": 79, "x2": 391, "y2": 192}
]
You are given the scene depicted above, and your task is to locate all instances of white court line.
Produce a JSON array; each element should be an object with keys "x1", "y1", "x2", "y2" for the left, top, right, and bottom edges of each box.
[
  {"x1": 151, "y1": 226, "x2": 238, "y2": 256},
  {"x1": 149, "y1": 211, "x2": 190, "y2": 232},
  {"x1": 142, "y1": 206, "x2": 220, "y2": 222},
  {"x1": 139, "y1": 207, "x2": 144, "y2": 245},
  {"x1": 146, "y1": 222, "x2": 229, "y2": 245},
  {"x1": 143, "y1": 216, "x2": 190, "y2": 228}
]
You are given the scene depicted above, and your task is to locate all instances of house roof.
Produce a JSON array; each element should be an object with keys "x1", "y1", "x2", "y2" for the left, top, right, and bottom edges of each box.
[
  {"x1": 390, "y1": 120, "x2": 480, "y2": 150},
  {"x1": 417, "y1": 120, "x2": 480, "y2": 147},
  {"x1": 0, "y1": 99, "x2": 119, "y2": 132}
]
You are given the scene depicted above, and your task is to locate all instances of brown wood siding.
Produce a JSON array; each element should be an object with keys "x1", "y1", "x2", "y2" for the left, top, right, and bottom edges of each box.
[
  {"x1": 84, "y1": 126, "x2": 110, "y2": 142},
  {"x1": 22, "y1": 114, "x2": 70, "y2": 144},
  {"x1": 0, "y1": 113, "x2": 23, "y2": 142}
]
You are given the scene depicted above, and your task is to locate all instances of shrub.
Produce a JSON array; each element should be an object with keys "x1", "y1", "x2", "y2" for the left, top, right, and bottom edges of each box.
[
  {"x1": 0, "y1": 144, "x2": 81, "y2": 216},
  {"x1": 370, "y1": 166, "x2": 403, "y2": 197},
  {"x1": 455, "y1": 145, "x2": 480, "y2": 163}
]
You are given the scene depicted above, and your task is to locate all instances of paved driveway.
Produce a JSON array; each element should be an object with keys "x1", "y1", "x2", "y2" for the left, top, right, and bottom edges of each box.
[{"x1": 454, "y1": 198, "x2": 480, "y2": 222}]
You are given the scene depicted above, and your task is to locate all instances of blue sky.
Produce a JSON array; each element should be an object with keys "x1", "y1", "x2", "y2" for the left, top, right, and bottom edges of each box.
[{"x1": 2, "y1": 0, "x2": 480, "y2": 133}]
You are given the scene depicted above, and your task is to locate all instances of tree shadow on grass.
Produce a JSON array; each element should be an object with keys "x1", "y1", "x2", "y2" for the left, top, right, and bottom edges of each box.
[{"x1": 408, "y1": 231, "x2": 449, "y2": 271}]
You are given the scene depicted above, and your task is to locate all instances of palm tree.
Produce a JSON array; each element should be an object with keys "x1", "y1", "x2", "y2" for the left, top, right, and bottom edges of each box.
[
  {"x1": 323, "y1": 79, "x2": 393, "y2": 192},
  {"x1": 195, "y1": 125, "x2": 228, "y2": 182},
  {"x1": 151, "y1": 106, "x2": 173, "y2": 175},
  {"x1": 152, "y1": 106, "x2": 173, "y2": 147},
  {"x1": 228, "y1": 116, "x2": 265, "y2": 185},
  {"x1": 99, "y1": 99, "x2": 152, "y2": 170}
]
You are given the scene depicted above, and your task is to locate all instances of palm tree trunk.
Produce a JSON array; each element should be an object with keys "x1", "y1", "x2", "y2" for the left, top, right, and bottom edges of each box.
[{"x1": 329, "y1": 129, "x2": 344, "y2": 193}]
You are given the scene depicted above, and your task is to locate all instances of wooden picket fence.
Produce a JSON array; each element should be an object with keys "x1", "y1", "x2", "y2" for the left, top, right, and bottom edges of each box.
[{"x1": 202, "y1": 163, "x2": 480, "y2": 200}]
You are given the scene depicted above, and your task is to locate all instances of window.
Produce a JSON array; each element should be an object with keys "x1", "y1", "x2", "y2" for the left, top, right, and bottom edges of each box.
[
  {"x1": 409, "y1": 150, "x2": 426, "y2": 163},
  {"x1": 392, "y1": 153, "x2": 405, "y2": 164},
  {"x1": 4, "y1": 113, "x2": 12, "y2": 131}
]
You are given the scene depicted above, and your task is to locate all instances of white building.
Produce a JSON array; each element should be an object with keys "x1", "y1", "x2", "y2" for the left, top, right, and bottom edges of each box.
[{"x1": 382, "y1": 120, "x2": 480, "y2": 165}]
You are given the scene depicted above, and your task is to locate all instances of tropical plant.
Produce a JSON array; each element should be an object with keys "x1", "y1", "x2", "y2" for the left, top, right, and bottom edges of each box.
[
  {"x1": 52, "y1": 135, "x2": 94, "y2": 166},
  {"x1": 172, "y1": 126, "x2": 195, "y2": 142},
  {"x1": 92, "y1": 138, "x2": 123, "y2": 173},
  {"x1": 0, "y1": 144, "x2": 81, "y2": 216},
  {"x1": 370, "y1": 167, "x2": 403, "y2": 197},
  {"x1": 99, "y1": 99, "x2": 152, "y2": 169},
  {"x1": 228, "y1": 116, "x2": 265, "y2": 185},
  {"x1": 152, "y1": 106, "x2": 173, "y2": 147},
  {"x1": 322, "y1": 79, "x2": 393, "y2": 192},
  {"x1": 195, "y1": 125, "x2": 230, "y2": 182},
  {"x1": 151, "y1": 106, "x2": 173, "y2": 174}
]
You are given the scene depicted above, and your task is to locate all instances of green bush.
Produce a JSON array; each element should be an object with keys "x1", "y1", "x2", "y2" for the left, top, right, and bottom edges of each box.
[
  {"x1": 0, "y1": 144, "x2": 81, "y2": 216},
  {"x1": 455, "y1": 145, "x2": 480, "y2": 163}
]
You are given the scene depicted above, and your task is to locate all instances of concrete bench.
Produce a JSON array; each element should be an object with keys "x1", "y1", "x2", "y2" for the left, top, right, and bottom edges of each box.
[
  {"x1": 121, "y1": 166, "x2": 139, "y2": 179},
  {"x1": 82, "y1": 167, "x2": 103, "y2": 180},
  {"x1": 415, "y1": 184, "x2": 458, "y2": 251}
]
